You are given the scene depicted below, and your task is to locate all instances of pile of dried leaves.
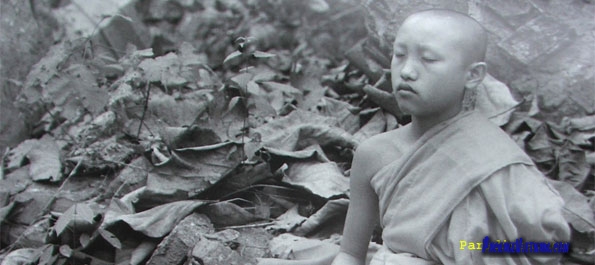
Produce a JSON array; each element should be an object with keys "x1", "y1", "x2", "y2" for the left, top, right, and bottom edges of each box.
[{"x1": 0, "y1": 0, "x2": 593, "y2": 264}]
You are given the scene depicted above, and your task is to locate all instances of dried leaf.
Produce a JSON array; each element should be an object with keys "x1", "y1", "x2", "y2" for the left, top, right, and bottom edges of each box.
[
  {"x1": 145, "y1": 142, "x2": 241, "y2": 203},
  {"x1": 201, "y1": 201, "x2": 259, "y2": 227},
  {"x1": 294, "y1": 199, "x2": 348, "y2": 236},
  {"x1": 314, "y1": 97, "x2": 361, "y2": 134},
  {"x1": 230, "y1": 72, "x2": 253, "y2": 91},
  {"x1": 247, "y1": 80, "x2": 263, "y2": 95},
  {"x1": 259, "y1": 145, "x2": 328, "y2": 161},
  {"x1": 353, "y1": 109, "x2": 386, "y2": 143},
  {"x1": 130, "y1": 241, "x2": 158, "y2": 265},
  {"x1": 79, "y1": 233, "x2": 91, "y2": 248},
  {"x1": 98, "y1": 228, "x2": 122, "y2": 249},
  {"x1": 59, "y1": 245, "x2": 73, "y2": 258},
  {"x1": 0, "y1": 202, "x2": 15, "y2": 224},
  {"x1": 476, "y1": 74, "x2": 519, "y2": 126},
  {"x1": 21, "y1": 42, "x2": 73, "y2": 104},
  {"x1": 107, "y1": 200, "x2": 207, "y2": 238},
  {"x1": 247, "y1": 109, "x2": 357, "y2": 159},
  {"x1": 558, "y1": 150, "x2": 590, "y2": 189},
  {"x1": 38, "y1": 244, "x2": 57, "y2": 265},
  {"x1": 101, "y1": 198, "x2": 134, "y2": 231},
  {"x1": 283, "y1": 161, "x2": 349, "y2": 198},
  {"x1": 267, "y1": 205, "x2": 307, "y2": 232},
  {"x1": 223, "y1": 50, "x2": 243, "y2": 65},
  {"x1": 550, "y1": 180, "x2": 595, "y2": 233},
  {"x1": 64, "y1": 64, "x2": 109, "y2": 117},
  {"x1": 139, "y1": 54, "x2": 174, "y2": 82},
  {"x1": 139, "y1": 53, "x2": 188, "y2": 87},
  {"x1": 260, "y1": 81, "x2": 302, "y2": 96},
  {"x1": 9, "y1": 217, "x2": 51, "y2": 248},
  {"x1": 27, "y1": 136, "x2": 62, "y2": 182},
  {"x1": 196, "y1": 89, "x2": 247, "y2": 142},
  {"x1": 252, "y1": 51, "x2": 276, "y2": 59},
  {"x1": 363, "y1": 84, "x2": 403, "y2": 118},
  {"x1": 567, "y1": 131, "x2": 595, "y2": 146},
  {"x1": 161, "y1": 126, "x2": 221, "y2": 150},
  {"x1": 147, "y1": 90, "x2": 210, "y2": 127},
  {"x1": 6, "y1": 139, "x2": 37, "y2": 169},
  {"x1": 563, "y1": 115, "x2": 595, "y2": 132},
  {"x1": 179, "y1": 42, "x2": 207, "y2": 67},
  {"x1": 247, "y1": 94, "x2": 277, "y2": 118},
  {"x1": 1, "y1": 248, "x2": 39, "y2": 265},
  {"x1": 54, "y1": 203, "x2": 95, "y2": 236},
  {"x1": 526, "y1": 125, "x2": 555, "y2": 164}
]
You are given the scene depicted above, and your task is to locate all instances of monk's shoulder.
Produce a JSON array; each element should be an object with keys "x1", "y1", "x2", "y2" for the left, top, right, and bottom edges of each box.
[{"x1": 354, "y1": 127, "x2": 409, "y2": 178}]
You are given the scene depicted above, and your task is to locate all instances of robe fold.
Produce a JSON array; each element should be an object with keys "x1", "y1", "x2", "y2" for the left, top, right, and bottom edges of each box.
[{"x1": 369, "y1": 111, "x2": 569, "y2": 264}]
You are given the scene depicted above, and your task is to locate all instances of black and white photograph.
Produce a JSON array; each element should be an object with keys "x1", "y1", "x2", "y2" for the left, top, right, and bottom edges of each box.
[{"x1": 0, "y1": 0, "x2": 593, "y2": 264}]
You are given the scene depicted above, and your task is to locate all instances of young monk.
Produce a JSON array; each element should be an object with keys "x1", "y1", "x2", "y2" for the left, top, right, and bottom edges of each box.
[{"x1": 331, "y1": 9, "x2": 570, "y2": 265}]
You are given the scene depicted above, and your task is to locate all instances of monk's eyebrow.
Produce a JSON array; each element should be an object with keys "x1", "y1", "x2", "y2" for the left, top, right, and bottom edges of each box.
[{"x1": 417, "y1": 44, "x2": 443, "y2": 58}]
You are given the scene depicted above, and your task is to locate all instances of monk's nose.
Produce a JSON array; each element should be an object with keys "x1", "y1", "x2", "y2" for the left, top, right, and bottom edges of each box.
[{"x1": 400, "y1": 59, "x2": 418, "y2": 81}]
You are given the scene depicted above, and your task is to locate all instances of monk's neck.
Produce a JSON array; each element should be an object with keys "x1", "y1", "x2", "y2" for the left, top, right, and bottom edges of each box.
[{"x1": 409, "y1": 109, "x2": 464, "y2": 139}]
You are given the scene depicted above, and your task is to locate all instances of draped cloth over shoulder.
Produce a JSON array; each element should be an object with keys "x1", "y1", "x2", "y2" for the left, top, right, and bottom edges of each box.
[{"x1": 370, "y1": 111, "x2": 535, "y2": 260}]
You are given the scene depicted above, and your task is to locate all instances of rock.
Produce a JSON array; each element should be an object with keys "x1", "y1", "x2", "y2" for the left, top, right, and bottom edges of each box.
[
  {"x1": 233, "y1": 228, "x2": 273, "y2": 260},
  {"x1": 146, "y1": 213, "x2": 214, "y2": 265},
  {"x1": 498, "y1": 16, "x2": 576, "y2": 65},
  {"x1": 190, "y1": 236, "x2": 257, "y2": 265}
]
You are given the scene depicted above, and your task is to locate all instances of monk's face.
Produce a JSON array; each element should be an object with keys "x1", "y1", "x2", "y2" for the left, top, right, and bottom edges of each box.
[{"x1": 391, "y1": 13, "x2": 473, "y2": 119}]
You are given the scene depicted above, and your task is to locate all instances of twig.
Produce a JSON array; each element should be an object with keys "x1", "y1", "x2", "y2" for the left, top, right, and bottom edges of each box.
[
  {"x1": 219, "y1": 221, "x2": 275, "y2": 230},
  {"x1": 137, "y1": 82, "x2": 151, "y2": 139}
]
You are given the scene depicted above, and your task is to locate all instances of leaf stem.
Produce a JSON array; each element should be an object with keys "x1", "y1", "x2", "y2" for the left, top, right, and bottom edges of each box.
[{"x1": 137, "y1": 82, "x2": 151, "y2": 139}]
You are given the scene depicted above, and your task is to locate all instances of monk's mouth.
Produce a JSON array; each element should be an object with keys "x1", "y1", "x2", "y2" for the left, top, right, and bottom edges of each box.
[{"x1": 397, "y1": 83, "x2": 416, "y2": 94}]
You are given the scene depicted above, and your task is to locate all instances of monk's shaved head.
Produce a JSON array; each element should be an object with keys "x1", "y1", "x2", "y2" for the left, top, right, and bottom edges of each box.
[{"x1": 403, "y1": 9, "x2": 488, "y2": 65}]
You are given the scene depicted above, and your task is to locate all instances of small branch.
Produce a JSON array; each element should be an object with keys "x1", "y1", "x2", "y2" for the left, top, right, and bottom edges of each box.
[
  {"x1": 219, "y1": 221, "x2": 275, "y2": 230},
  {"x1": 137, "y1": 82, "x2": 151, "y2": 139}
]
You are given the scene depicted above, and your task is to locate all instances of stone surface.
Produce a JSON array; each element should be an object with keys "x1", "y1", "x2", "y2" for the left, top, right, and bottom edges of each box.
[
  {"x1": 146, "y1": 213, "x2": 214, "y2": 265},
  {"x1": 234, "y1": 228, "x2": 273, "y2": 260},
  {"x1": 498, "y1": 15, "x2": 576, "y2": 65},
  {"x1": 190, "y1": 236, "x2": 255, "y2": 265},
  {"x1": 187, "y1": 227, "x2": 271, "y2": 265}
]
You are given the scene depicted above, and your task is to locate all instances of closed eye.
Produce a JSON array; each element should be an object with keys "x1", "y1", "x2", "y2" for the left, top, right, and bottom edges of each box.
[{"x1": 422, "y1": 57, "x2": 439, "y2": 63}]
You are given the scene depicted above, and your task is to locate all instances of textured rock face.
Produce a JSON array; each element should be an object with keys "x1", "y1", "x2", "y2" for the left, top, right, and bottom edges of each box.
[
  {"x1": 146, "y1": 213, "x2": 214, "y2": 265},
  {"x1": 363, "y1": 0, "x2": 595, "y2": 121}
]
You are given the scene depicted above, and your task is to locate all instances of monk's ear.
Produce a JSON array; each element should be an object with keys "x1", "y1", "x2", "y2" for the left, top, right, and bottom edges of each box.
[{"x1": 464, "y1": 62, "x2": 487, "y2": 89}]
